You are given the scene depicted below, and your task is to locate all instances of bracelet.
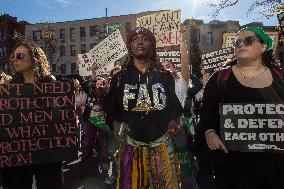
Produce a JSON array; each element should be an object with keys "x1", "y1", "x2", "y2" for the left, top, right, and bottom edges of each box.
[
  {"x1": 205, "y1": 129, "x2": 216, "y2": 136},
  {"x1": 118, "y1": 122, "x2": 125, "y2": 136}
]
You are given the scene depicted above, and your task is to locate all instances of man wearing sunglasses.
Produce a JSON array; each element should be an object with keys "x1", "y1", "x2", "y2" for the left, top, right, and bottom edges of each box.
[{"x1": 200, "y1": 26, "x2": 284, "y2": 189}]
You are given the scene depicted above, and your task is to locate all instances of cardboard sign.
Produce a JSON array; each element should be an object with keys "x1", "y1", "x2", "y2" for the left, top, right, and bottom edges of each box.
[
  {"x1": 222, "y1": 33, "x2": 236, "y2": 49},
  {"x1": 0, "y1": 82, "x2": 77, "y2": 168},
  {"x1": 220, "y1": 103, "x2": 284, "y2": 153},
  {"x1": 136, "y1": 10, "x2": 182, "y2": 47},
  {"x1": 222, "y1": 32, "x2": 279, "y2": 51},
  {"x1": 89, "y1": 29, "x2": 128, "y2": 72},
  {"x1": 202, "y1": 48, "x2": 234, "y2": 73},
  {"x1": 78, "y1": 53, "x2": 93, "y2": 76},
  {"x1": 157, "y1": 50, "x2": 181, "y2": 72}
]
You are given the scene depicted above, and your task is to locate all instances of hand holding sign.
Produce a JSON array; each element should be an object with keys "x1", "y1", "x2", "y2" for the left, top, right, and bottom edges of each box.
[{"x1": 205, "y1": 129, "x2": 229, "y2": 153}]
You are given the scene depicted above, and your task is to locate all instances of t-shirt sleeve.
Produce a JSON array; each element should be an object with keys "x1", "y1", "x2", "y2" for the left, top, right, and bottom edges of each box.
[
  {"x1": 167, "y1": 73, "x2": 183, "y2": 120},
  {"x1": 175, "y1": 77, "x2": 188, "y2": 108}
]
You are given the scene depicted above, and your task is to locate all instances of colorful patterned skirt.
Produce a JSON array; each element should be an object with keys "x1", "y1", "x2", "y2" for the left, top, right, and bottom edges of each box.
[{"x1": 116, "y1": 134, "x2": 181, "y2": 189}]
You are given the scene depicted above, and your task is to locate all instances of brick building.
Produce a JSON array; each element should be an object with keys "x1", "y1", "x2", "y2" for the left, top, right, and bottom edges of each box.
[
  {"x1": 0, "y1": 13, "x2": 28, "y2": 74},
  {"x1": 25, "y1": 11, "x2": 158, "y2": 75}
]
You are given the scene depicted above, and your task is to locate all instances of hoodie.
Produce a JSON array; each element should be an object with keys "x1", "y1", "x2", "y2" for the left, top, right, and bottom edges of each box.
[{"x1": 105, "y1": 63, "x2": 183, "y2": 143}]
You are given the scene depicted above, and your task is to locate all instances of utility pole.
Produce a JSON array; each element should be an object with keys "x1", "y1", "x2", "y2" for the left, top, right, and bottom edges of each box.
[{"x1": 105, "y1": 8, "x2": 109, "y2": 36}]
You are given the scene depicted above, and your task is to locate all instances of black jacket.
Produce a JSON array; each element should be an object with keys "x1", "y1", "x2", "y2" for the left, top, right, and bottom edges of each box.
[
  {"x1": 104, "y1": 64, "x2": 182, "y2": 143},
  {"x1": 74, "y1": 75, "x2": 107, "y2": 123}
]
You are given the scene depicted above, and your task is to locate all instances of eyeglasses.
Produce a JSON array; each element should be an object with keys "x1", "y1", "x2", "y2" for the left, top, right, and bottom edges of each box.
[
  {"x1": 232, "y1": 36, "x2": 260, "y2": 48},
  {"x1": 10, "y1": 53, "x2": 29, "y2": 60}
]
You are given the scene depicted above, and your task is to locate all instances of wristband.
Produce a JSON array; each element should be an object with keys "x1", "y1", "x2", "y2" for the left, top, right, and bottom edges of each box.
[
  {"x1": 205, "y1": 129, "x2": 216, "y2": 136},
  {"x1": 118, "y1": 122, "x2": 125, "y2": 136}
]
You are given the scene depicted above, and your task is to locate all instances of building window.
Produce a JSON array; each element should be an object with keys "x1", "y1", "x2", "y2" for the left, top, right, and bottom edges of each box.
[
  {"x1": 60, "y1": 46, "x2": 65, "y2": 56},
  {"x1": 33, "y1": 30, "x2": 42, "y2": 42},
  {"x1": 0, "y1": 47, "x2": 7, "y2": 58},
  {"x1": 90, "y1": 25, "x2": 99, "y2": 37},
  {"x1": 125, "y1": 22, "x2": 132, "y2": 35},
  {"x1": 196, "y1": 29, "x2": 200, "y2": 42},
  {"x1": 99, "y1": 24, "x2": 107, "y2": 39},
  {"x1": 51, "y1": 30, "x2": 56, "y2": 40},
  {"x1": 80, "y1": 27, "x2": 86, "y2": 37},
  {"x1": 81, "y1": 44, "x2": 87, "y2": 54},
  {"x1": 60, "y1": 29, "x2": 65, "y2": 39},
  {"x1": 71, "y1": 63, "x2": 77, "y2": 74},
  {"x1": 206, "y1": 32, "x2": 213, "y2": 45},
  {"x1": 47, "y1": 46, "x2": 56, "y2": 59},
  {"x1": 0, "y1": 31, "x2": 7, "y2": 41},
  {"x1": 70, "y1": 28, "x2": 76, "y2": 40},
  {"x1": 61, "y1": 64, "x2": 66, "y2": 74},
  {"x1": 70, "y1": 45, "x2": 76, "y2": 56}
]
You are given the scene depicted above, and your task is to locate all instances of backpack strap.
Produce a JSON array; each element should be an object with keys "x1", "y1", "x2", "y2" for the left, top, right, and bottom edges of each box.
[
  {"x1": 271, "y1": 66, "x2": 284, "y2": 81},
  {"x1": 216, "y1": 67, "x2": 232, "y2": 95}
]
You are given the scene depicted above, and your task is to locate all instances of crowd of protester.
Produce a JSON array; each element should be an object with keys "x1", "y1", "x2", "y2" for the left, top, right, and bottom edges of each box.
[{"x1": 0, "y1": 25, "x2": 283, "y2": 189}]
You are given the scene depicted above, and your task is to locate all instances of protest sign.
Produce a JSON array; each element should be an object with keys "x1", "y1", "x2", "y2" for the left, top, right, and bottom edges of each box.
[
  {"x1": 220, "y1": 103, "x2": 284, "y2": 153},
  {"x1": 222, "y1": 33, "x2": 236, "y2": 49},
  {"x1": 222, "y1": 32, "x2": 279, "y2": 51},
  {"x1": 0, "y1": 82, "x2": 77, "y2": 168},
  {"x1": 202, "y1": 47, "x2": 234, "y2": 73},
  {"x1": 89, "y1": 29, "x2": 128, "y2": 73},
  {"x1": 136, "y1": 10, "x2": 182, "y2": 47},
  {"x1": 78, "y1": 53, "x2": 93, "y2": 76},
  {"x1": 157, "y1": 50, "x2": 181, "y2": 72}
]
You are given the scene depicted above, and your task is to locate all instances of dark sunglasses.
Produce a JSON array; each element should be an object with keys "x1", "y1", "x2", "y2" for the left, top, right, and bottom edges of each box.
[
  {"x1": 232, "y1": 36, "x2": 260, "y2": 48},
  {"x1": 10, "y1": 53, "x2": 29, "y2": 60}
]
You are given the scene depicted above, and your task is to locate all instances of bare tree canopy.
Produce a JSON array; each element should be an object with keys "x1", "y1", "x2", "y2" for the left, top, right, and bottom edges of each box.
[{"x1": 207, "y1": 0, "x2": 284, "y2": 19}]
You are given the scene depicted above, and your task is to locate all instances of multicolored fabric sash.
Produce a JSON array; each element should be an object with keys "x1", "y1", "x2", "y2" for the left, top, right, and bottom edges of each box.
[{"x1": 116, "y1": 134, "x2": 181, "y2": 189}]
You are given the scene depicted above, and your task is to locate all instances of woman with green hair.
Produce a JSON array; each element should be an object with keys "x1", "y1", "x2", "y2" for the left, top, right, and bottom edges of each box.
[{"x1": 199, "y1": 26, "x2": 284, "y2": 188}]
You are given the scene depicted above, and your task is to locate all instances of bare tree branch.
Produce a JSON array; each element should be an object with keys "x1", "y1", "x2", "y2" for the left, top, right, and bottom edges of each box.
[
  {"x1": 206, "y1": 0, "x2": 284, "y2": 19},
  {"x1": 206, "y1": 0, "x2": 239, "y2": 19}
]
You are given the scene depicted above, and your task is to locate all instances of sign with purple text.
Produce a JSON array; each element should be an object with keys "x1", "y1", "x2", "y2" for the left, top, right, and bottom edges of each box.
[{"x1": 0, "y1": 82, "x2": 77, "y2": 167}]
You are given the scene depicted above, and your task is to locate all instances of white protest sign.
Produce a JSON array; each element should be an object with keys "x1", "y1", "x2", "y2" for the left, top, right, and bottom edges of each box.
[
  {"x1": 89, "y1": 29, "x2": 128, "y2": 71},
  {"x1": 95, "y1": 63, "x2": 115, "y2": 77},
  {"x1": 136, "y1": 10, "x2": 182, "y2": 47},
  {"x1": 78, "y1": 53, "x2": 93, "y2": 76}
]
